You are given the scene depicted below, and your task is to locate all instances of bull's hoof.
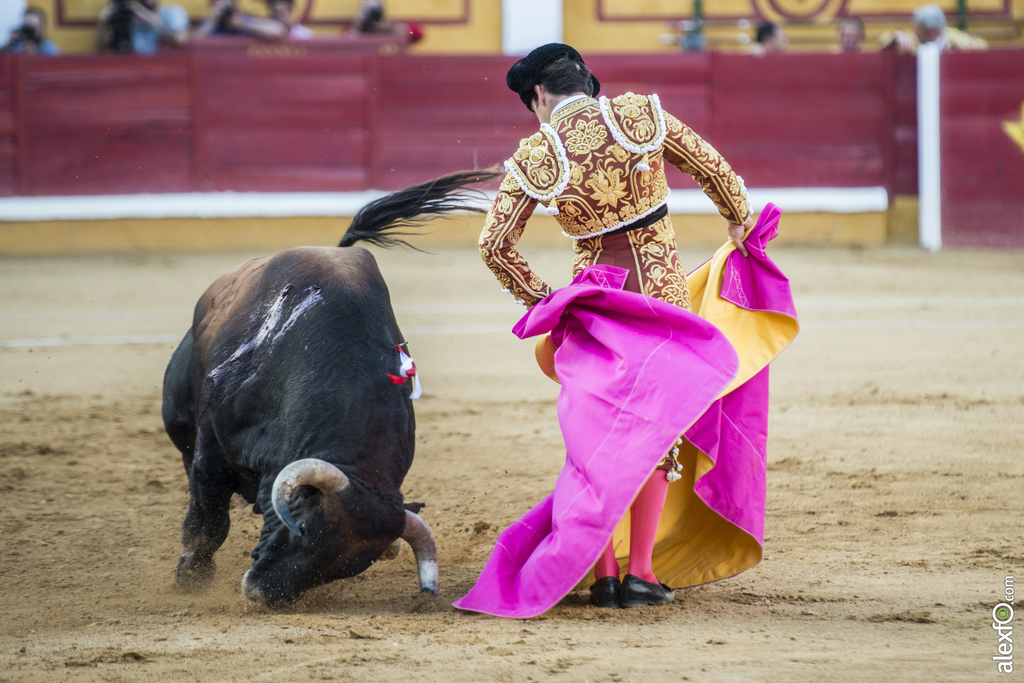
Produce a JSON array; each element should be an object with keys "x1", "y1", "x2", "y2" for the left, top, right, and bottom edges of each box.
[{"x1": 174, "y1": 552, "x2": 215, "y2": 588}]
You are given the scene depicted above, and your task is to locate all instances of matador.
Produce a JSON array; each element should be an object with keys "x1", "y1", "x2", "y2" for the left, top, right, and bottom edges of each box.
[{"x1": 455, "y1": 43, "x2": 798, "y2": 617}]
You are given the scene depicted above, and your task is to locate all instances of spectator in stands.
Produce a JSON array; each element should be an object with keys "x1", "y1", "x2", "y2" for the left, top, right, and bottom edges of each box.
[
  {"x1": 750, "y1": 21, "x2": 787, "y2": 55},
  {"x1": 671, "y1": 20, "x2": 706, "y2": 52},
  {"x1": 194, "y1": 0, "x2": 287, "y2": 40},
  {"x1": 349, "y1": 0, "x2": 423, "y2": 44},
  {"x1": 2, "y1": 6, "x2": 61, "y2": 55},
  {"x1": 94, "y1": 0, "x2": 189, "y2": 54},
  {"x1": 268, "y1": 0, "x2": 314, "y2": 40},
  {"x1": 881, "y1": 4, "x2": 988, "y2": 54},
  {"x1": 837, "y1": 16, "x2": 865, "y2": 53}
]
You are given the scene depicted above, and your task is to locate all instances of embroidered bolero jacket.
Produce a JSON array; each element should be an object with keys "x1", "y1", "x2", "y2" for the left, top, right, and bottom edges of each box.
[{"x1": 479, "y1": 93, "x2": 750, "y2": 307}]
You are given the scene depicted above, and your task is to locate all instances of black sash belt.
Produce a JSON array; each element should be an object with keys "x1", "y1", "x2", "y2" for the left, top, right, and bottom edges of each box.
[{"x1": 601, "y1": 203, "x2": 668, "y2": 238}]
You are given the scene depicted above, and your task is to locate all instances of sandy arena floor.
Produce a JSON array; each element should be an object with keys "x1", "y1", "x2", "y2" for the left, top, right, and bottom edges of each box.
[{"x1": 1, "y1": 238, "x2": 1022, "y2": 681}]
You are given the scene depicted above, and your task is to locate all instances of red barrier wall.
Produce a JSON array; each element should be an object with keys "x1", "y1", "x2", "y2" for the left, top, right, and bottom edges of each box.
[
  {"x1": 0, "y1": 48, "x2": 908, "y2": 198},
  {"x1": 372, "y1": 55, "x2": 530, "y2": 191},
  {"x1": 891, "y1": 54, "x2": 919, "y2": 196},
  {"x1": 368, "y1": 53, "x2": 723, "y2": 191},
  {"x1": 3, "y1": 46, "x2": 1023, "y2": 250},
  {"x1": 14, "y1": 55, "x2": 193, "y2": 196},
  {"x1": 941, "y1": 51, "x2": 1024, "y2": 247},
  {"x1": 0, "y1": 58, "x2": 13, "y2": 197},
  {"x1": 193, "y1": 43, "x2": 376, "y2": 192},
  {"x1": 0, "y1": 47, "x2": 912, "y2": 198},
  {"x1": 711, "y1": 52, "x2": 894, "y2": 189}
]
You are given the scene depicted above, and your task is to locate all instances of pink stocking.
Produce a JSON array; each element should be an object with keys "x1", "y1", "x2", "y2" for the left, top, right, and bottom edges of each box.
[
  {"x1": 627, "y1": 470, "x2": 670, "y2": 584},
  {"x1": 594, "y1": 539, "x2": 619, "y2": 580}
]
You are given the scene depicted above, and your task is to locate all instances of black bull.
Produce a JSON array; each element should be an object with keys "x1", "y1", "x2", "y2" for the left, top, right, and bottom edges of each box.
[{"x1": 161, "y1": 171, "x2": 498, "y2": 606}]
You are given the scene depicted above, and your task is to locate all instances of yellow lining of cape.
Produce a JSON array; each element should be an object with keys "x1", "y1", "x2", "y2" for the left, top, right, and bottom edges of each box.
[{"x1": 554, "y1": 235, "x2": 799, "y2": 590}]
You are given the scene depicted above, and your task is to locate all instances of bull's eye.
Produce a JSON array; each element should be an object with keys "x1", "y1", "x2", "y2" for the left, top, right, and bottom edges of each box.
[{"x1": 299, "y1": 522, "x2": 307, "y2": 535}]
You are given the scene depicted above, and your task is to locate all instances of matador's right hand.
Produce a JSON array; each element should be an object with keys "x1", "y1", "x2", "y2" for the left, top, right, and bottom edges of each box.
[{"x1": 727, "y1": 218, "x2": 753, "y2": 257}]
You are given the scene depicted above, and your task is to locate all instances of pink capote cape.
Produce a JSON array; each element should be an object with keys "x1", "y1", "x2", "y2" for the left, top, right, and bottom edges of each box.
[
  {"x1": 453, "y1": 203, "x2": 797, "y2": 618},
  {"x1": 642, "y1": 203, "x2": 797, "y2": 588}
]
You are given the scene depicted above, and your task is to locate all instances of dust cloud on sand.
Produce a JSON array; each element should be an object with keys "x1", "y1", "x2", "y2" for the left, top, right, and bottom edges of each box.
[{"x1": 1, "y1": 244, "x2": 1022, "y2": 681}]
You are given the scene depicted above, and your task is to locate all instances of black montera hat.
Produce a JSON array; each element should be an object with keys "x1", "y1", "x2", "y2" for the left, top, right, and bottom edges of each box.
[{"x1": 506, "y1": 43, "x2": 601, "y2": 111}]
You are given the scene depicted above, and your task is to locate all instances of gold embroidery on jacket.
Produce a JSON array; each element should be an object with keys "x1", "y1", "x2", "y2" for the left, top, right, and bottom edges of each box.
[
  {"x1": 505, "y1": 125, "x2": 569, "y2": 201},
  {"x1": 662, "y1": 111, "x2": 749, "y2": 225},
  {"x1": 478, "y1": 171, "x2": 551, "y2": 307},
  {"x1": 630, "y1": 219, "x2": 691, "y2": 310},
  {"x1": 550, "y1": 96, "x2": 592, "y2": 124},
  {"x1": 571, "y1": 217, "x2": 692, "y2": 311},
  {"x1": 605, "y1": 93, "x2": 664, "y2": 149},
  {"x1": 564, "y1": 119, "x2": 608, "y2": 155},
  {"x1": 544, "y1": 100, "x2": 673, "y2": 239},
  {"x1": 585, "y1": 167, "x2": 628, "y2": 208},
  {"x1": 481, "y1": 95, "x2": 746, "y2": 308}
]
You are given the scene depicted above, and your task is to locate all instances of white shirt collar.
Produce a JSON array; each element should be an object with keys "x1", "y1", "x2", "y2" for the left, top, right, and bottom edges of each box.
[{"x1": 551, "y1": 94, "x2": 589, "y2": 115}]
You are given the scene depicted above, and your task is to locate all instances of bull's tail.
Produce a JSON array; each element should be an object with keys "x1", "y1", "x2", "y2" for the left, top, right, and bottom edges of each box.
[{"x1": 339, "y1": 169, "x2": 502, "y2": 249}]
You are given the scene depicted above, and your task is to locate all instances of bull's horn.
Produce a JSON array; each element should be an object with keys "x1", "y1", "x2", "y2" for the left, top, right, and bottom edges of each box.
[
  {"x1": 401, "y1": 511, "x2": 439, "y2": 596},
  {"x1": 271, "y1": 458, "x2": 350, "y2": 536}
]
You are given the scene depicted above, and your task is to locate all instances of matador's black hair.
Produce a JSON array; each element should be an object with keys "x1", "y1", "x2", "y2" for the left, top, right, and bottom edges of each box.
[{"x1": 506, "y1": 43, "x2": 601, "y2": 112}]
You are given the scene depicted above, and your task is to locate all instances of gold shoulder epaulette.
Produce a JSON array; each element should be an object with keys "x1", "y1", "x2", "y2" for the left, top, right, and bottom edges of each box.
[
  {"x1": 504, "y1": 123, "x2": 571, "y2": 202},
  {"x1": 599, "y1": 92, "x2": 667, "y2": 154}
]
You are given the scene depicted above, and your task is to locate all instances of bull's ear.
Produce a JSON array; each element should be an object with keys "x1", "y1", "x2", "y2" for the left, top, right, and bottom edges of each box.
[{"x1": 403, "y1": 502, "x2": 426, "y2": 514}]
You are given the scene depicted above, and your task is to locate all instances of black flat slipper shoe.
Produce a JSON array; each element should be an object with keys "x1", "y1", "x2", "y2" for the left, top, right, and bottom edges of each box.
[
  {"x1": 589, "y1": 576, "x2": 621, "y2": 608},
  {"x1": 619, "y1": 573, "x2": 674, "y2": 607}
]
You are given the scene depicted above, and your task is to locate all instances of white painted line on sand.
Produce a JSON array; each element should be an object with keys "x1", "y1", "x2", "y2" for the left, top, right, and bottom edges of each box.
[
  {"x1": 0, "y1": 326, "x2": 515, "y2": 347},
  {"x1": 3, "y1": 318, "x2": 1023, "y2": 347},
  {"x1": 0, "y1": 312, "x2": 193, "y2": 325},
  {"x1": 1, "y1": 334, "x2": 184, "y2": 348},
  {"x1": 795, "y1": 297, "x2": 1024, "y2": 310},
  {"x1": 800, "y1": 319, "x2": 1024, "y2": 331},
  {"x1": 3, "y1": 296, "x2": 1023, "y2": 328}
]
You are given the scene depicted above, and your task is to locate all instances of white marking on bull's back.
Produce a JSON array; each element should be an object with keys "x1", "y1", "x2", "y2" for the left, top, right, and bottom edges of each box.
[
  {"x1": 205, "y1": 285, "x2": 325, "y2": 387},
  {"x1": 274, "y1": 286, "x2": 325, "y2": 345},
  {"x1": 247, "y1": 286, "x2": 292, "y2": 354}
]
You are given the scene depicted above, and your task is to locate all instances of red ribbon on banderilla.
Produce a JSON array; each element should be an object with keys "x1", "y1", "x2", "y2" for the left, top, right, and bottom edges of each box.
[{"x1": 387, "y1": 343, "x2": 422, "y2": 399}]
